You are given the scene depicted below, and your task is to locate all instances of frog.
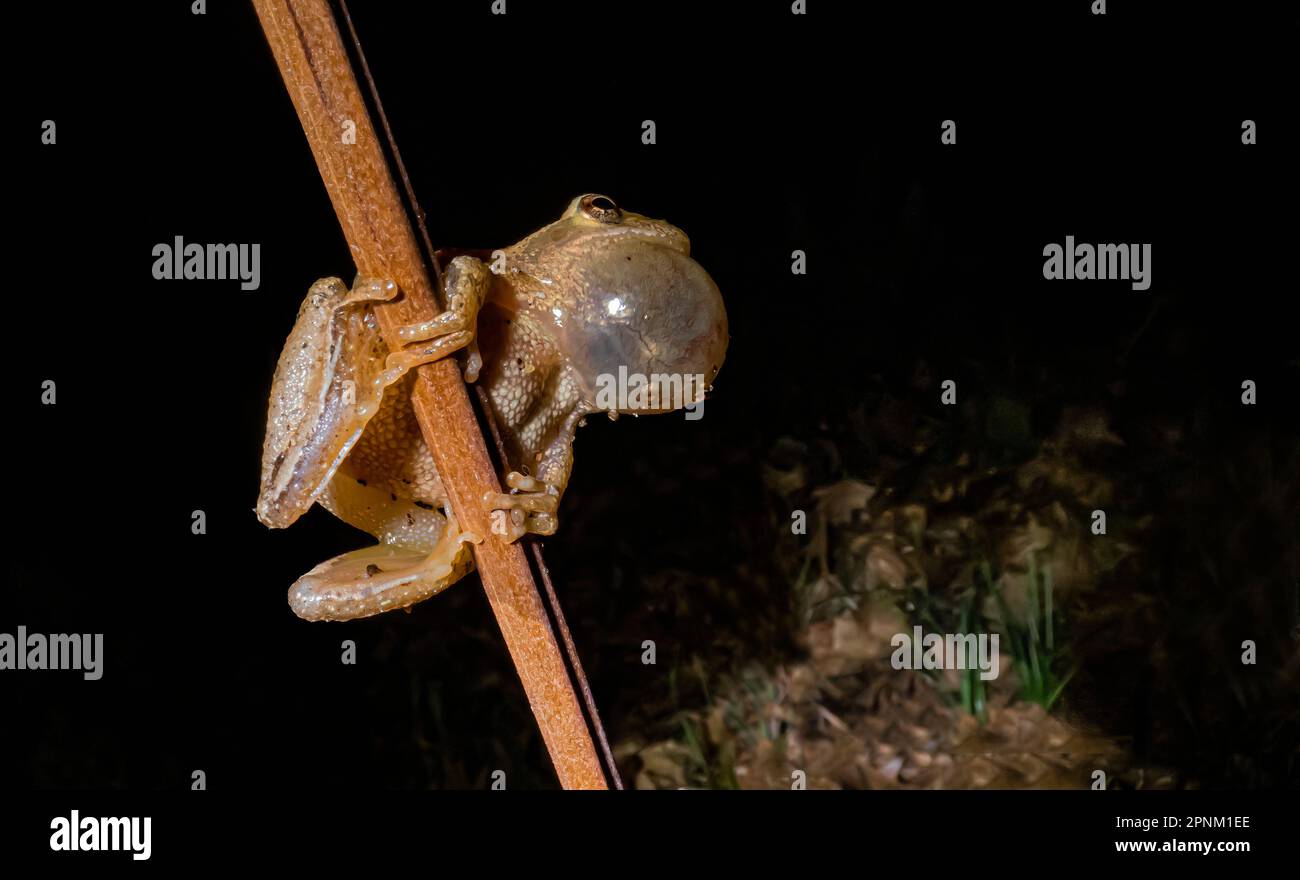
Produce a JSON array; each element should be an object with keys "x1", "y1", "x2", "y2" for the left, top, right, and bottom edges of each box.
[{"x1": 256, "y1": 194, "x2": 728, "y2": 622}]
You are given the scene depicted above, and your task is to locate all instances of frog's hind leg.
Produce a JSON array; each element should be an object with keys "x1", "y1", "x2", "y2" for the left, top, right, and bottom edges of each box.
[
  {"x1": 288, "y1": 499, "x2": 478, "y2": 622},
  {"x1": 288, "y1": 464, "x2": 480, "y2": 621},
  {"x1": 256, "y1": 276, "x2": 400, "y2": 529},
  {"x1": 287, "y1": 528, "x2": 475, "y2": 622}
]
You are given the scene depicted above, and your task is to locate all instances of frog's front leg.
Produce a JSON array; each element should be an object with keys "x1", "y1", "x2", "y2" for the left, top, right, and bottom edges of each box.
[
  {"x1": 485, "y1": 472, "x2": 561, "y2": 541},
  {"x1": 384, "y1": 256, "x2": 489, "y2": 384},
  {"x1": 484, "y1": 410, "x2": 584, "y2": 541}
]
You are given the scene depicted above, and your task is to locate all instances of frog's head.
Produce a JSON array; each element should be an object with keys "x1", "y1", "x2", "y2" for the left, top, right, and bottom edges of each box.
[{"x1": 505, "y1": 194, "x2": 729, "y2": 415}]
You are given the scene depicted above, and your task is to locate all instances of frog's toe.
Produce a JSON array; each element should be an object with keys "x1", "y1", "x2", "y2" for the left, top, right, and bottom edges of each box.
[
  {"x1": 287, "y1": 538, "x2": 473, "y2": 622},
  {"x1": 343, "y1": 276, "x2": 400, "y2": 305},
  {"x1": 484, "y1": 488, "x2": 559, "y2": 541},
  {"x1": 521, "y1": 511, "x2": 558, "y2": 536}
]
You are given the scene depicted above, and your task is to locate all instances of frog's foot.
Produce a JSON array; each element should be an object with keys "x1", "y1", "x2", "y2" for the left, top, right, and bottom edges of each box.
[
  {"x1": 301, "y1": 275, "x2": 399, "y2": 311},
  {"x1": 287, "y1": 526, "x2": 476, "y2": 622},
  {"x1": 483, "y1": 472, "x2": 560, "y2": 541},
  {"x1": 341, "y1": 275, "x2": 400, "y2": 306},
  {"x1": 382, "y1": 256, "x2": 491, "y2": 384}
]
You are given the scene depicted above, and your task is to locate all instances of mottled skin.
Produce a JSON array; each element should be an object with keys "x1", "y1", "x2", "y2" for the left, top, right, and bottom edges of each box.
[{"x1": 257, "y1": 195, "x2": 728, "y2": 621}]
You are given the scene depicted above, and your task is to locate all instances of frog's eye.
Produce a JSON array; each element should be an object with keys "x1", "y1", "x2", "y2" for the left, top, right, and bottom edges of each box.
[{"x1": 580, "y1": 194, "x2": 622, "y2": 224}]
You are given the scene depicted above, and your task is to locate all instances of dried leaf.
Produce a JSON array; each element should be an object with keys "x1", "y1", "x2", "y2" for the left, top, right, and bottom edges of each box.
[{"x1": 813, "y1": 479, "x2": 877, "y2": 526}]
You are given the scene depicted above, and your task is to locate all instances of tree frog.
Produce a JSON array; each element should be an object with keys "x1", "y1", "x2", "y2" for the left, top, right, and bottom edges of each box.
[{"x1": 256, "y1": 195, "x2": 728, "y2": 621}]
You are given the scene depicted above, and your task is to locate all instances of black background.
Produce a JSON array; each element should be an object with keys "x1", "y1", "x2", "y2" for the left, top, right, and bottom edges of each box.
[{"x1": 5, "y1": 0, "x2": 1295, "y2": 802}]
